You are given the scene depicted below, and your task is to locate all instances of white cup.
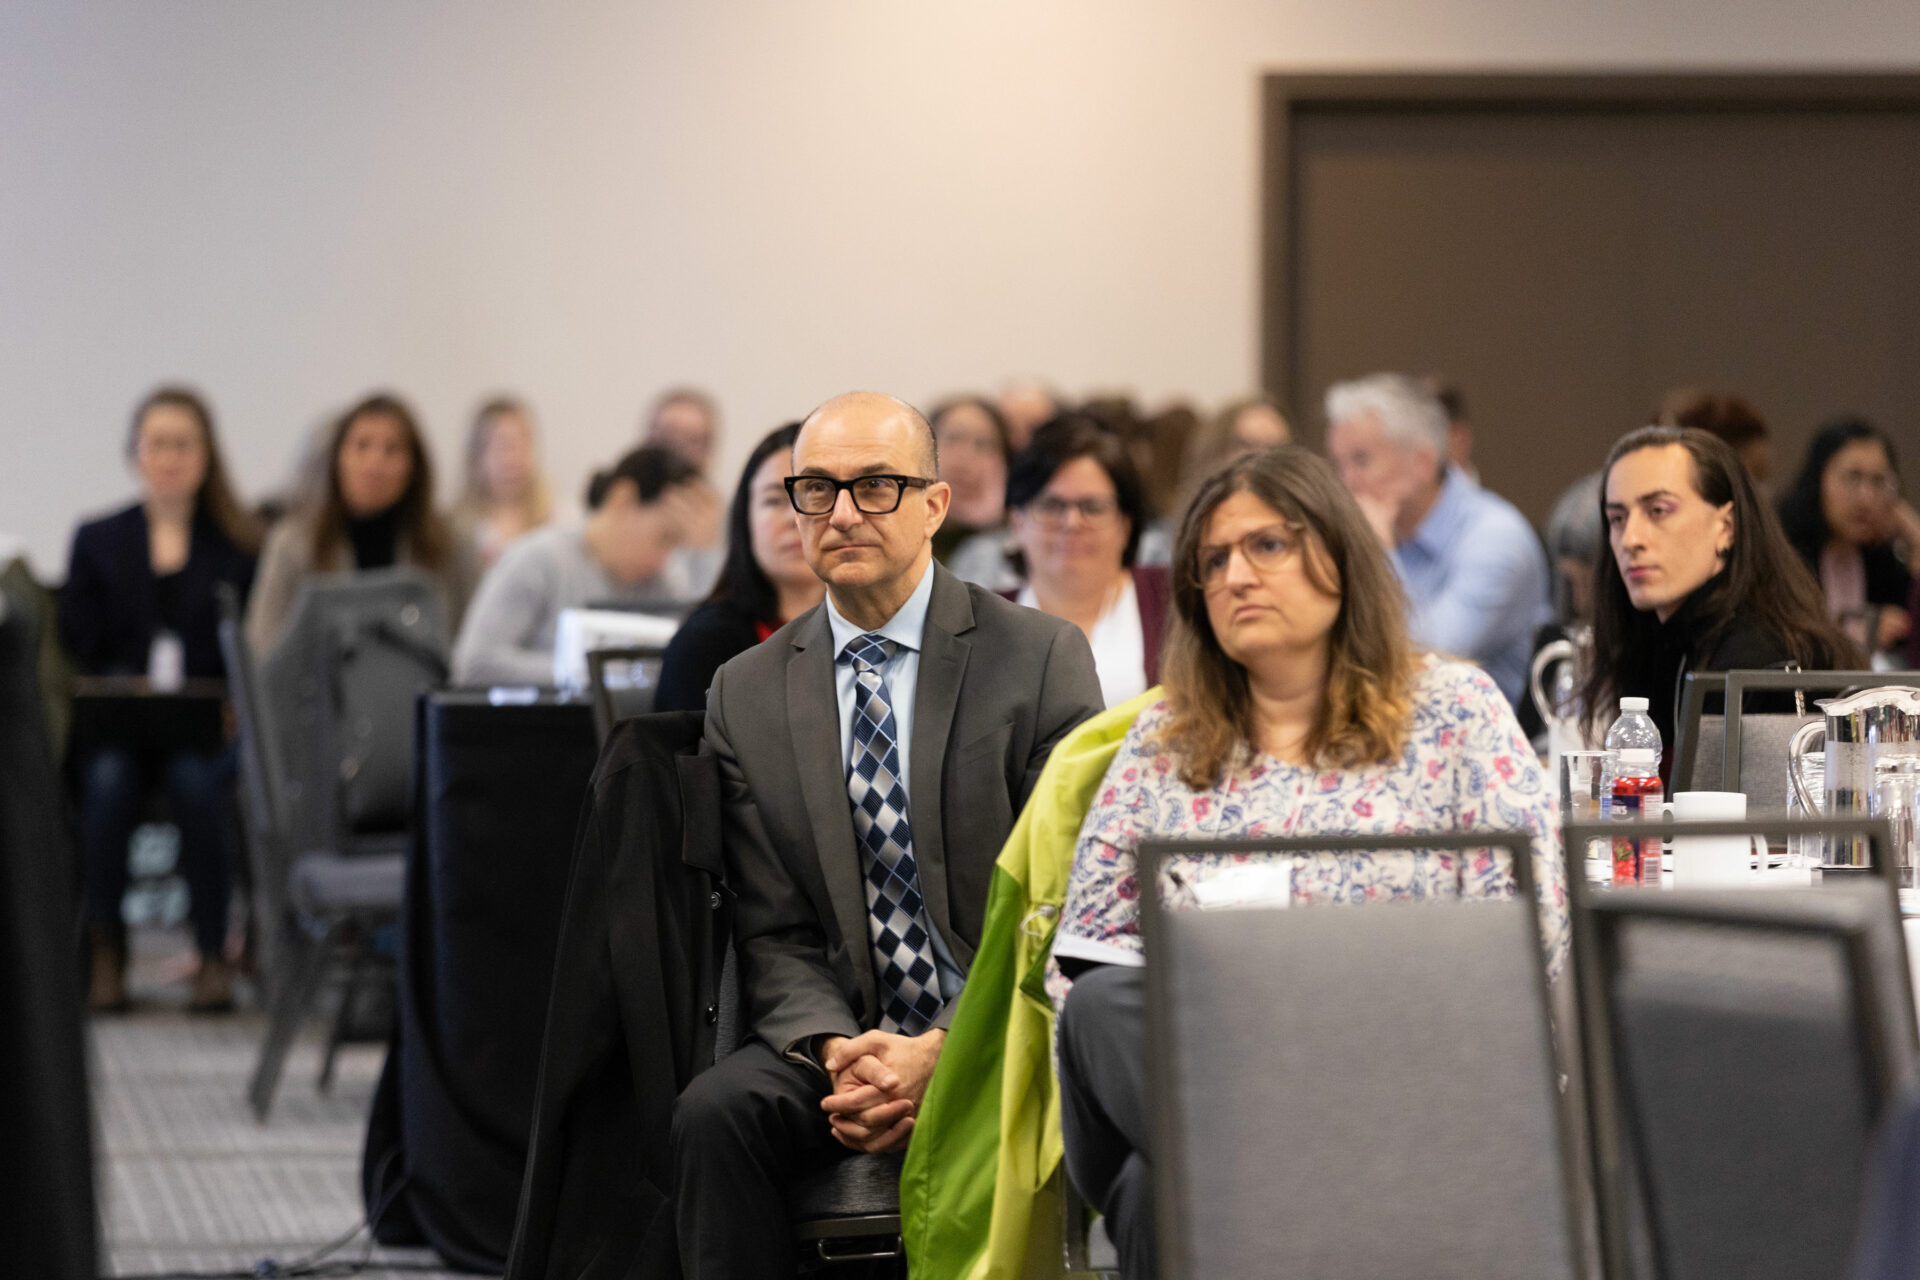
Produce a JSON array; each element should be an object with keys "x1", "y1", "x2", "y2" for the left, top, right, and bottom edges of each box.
[{"x1": 1668, "y1": 791, "x2": 1755, "y2": 886}]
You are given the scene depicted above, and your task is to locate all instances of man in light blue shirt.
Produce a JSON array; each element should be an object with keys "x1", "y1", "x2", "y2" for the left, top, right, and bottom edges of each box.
[{"x1": 1326, "y1": 373, "x2": 1550, "y2": 705}]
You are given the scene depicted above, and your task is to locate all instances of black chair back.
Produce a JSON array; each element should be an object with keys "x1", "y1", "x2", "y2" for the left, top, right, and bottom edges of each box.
[
  {"x1": 260, "y1": 569, "x2": 448, "y2": 854},
  {"x1": 0, "y1": 580, "x2": 98, "y2": 1279},
  {"x1": 1578, "y1": 879, "x2": 1919, "y2": 1280}
]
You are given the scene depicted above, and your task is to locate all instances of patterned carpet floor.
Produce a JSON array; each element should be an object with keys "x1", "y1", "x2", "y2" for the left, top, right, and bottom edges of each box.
[{"x1": 92, "y1": 930, "x2": 479, "y2": 1280}]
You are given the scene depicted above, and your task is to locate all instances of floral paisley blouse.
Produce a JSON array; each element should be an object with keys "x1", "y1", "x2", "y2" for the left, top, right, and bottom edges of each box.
[{"x1": 1047, "y1": 658, "x2": 1569, "y2": 1010}]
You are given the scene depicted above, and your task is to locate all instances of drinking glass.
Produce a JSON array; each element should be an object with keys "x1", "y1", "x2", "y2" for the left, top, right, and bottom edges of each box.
[{"x1": 1872, "y1": 763, "x2": 1920, "y2": 890}]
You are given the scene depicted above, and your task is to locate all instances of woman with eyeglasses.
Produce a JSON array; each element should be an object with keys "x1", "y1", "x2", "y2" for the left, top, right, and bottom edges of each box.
[
  {"x1": 1778, "y1": 417, "x2": 1917, "y2": 659},
  {"x1": 1042, "y1": 445, "x2": 1565, "y2": 1280},
  {"x1": 1001, "y1": 415, "x2": 1169, "y2": 708}
]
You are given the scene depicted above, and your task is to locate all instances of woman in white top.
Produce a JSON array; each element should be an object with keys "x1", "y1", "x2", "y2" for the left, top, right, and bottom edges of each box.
[{"x1": 1003, "y1": 415, "x2": 1169, "y2": 708}]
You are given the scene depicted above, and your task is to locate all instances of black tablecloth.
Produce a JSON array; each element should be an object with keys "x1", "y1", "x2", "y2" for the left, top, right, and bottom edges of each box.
[
  {"x1": 0, "y1": 583, "x2": 97, "y2": 1278},
  {"x1": 364, "y1": 692, "x2": 600, "y2": 1272}
]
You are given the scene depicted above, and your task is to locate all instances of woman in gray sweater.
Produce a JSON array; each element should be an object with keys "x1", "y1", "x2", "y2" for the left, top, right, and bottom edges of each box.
[{"x1": 451, "y1": 444, "x2": 704, "y2": 685}]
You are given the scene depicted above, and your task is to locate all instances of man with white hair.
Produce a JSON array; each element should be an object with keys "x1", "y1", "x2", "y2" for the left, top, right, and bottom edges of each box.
[{"x1": 1324, "y1": 372, "x2": 1549, "y2": 706}]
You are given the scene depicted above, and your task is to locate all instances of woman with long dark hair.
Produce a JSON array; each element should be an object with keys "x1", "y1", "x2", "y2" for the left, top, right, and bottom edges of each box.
[
  {"x1": 1582, "y1": 425, "x2": 1857, "y2": 766},
  {"x1": 1777, "y1": 417, "x2": 1917, "y2": 659},
  {"x1": 246, "y1": 392, "x2": 479, "y2": 655},
  {"x1": 653, "y1": 423, "x2": 826, "y2": 712},
  {"x1": 61, "y1": 386, "x2": 260, "y2": 1011}
]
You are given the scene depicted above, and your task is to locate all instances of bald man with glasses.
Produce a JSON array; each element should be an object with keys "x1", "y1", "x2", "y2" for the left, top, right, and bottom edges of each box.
[{"x1": 670, "y1": 392, "x2": 1102, "y2": 1278}]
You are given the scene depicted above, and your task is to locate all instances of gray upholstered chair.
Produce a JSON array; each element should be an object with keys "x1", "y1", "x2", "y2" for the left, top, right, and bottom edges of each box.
[
  {"x1": 218, "y1": 592, "x2": 407, "y2": 1120},
  {"x1": 1141, "y1": 833, "x2": 1580, "y2": 1280},
  {"x1": 1578, "y1": 880, "x2": 1920, "y2": 1280}
]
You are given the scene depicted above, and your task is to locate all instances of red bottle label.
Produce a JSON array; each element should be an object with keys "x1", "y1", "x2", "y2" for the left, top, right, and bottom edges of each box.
[{"x1": 1611, "y1": 775, "x2": 1664, "y2": 886}]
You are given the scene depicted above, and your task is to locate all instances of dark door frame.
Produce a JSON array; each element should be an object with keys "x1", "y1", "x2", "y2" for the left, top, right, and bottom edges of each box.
[{"x1": 1261, "y1": 72, "x2": 1920, "y2": 416}]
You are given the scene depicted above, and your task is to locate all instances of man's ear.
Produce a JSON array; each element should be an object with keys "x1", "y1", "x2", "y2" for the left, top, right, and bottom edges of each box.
[{"x1": 923, "y1": 479, "x2": 951, "y2": 537}]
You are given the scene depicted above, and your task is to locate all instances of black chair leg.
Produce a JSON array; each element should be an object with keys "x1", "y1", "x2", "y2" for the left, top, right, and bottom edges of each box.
[
  {"x1": 318, "y1": 946, "x2": 366, "y2": 1094},
  {"x1": 249, "y1": 924, "x2": 327, "y2": 1121}
]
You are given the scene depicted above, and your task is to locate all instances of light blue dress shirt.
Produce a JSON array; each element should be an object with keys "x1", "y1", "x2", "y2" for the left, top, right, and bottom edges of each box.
[
  {"x1": 822, "y1": 560, "x2": 964, "y2": 1007},
  {"x1": 1390, "y1": 468, "x2": 1552, "y2": 707}
]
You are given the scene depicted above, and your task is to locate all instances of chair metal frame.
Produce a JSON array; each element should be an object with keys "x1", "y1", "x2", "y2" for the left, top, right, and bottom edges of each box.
[
  {"x1": 1139, "y1": 830, "x2": 1571, "y2": 1280},
  {"x1": 584, "y1": 644, "x2": 667, "y2": 745},
  {"x1": 1569, "y1": 834, "x2": 1915, "y2": 1280},
  {"x1": 1669, "y1": 672, "x2": 1727, "y2": 793},
  {"x1": 1721, "y1": 668, "x2": 1920, "y2": 794}
]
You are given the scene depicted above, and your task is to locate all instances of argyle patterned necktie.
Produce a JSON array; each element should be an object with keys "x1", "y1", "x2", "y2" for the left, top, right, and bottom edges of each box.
[{"x1": 840, "y1": 632, "x2": 944, "y2": 1035}]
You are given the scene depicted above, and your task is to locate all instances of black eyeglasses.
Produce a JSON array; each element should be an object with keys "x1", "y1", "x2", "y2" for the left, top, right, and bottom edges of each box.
[{"x1": 785, "y1": 473, "x2": 935, "y2": 515}]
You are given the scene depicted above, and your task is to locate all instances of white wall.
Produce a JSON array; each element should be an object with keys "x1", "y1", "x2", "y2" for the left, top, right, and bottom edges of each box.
[{"x1": 4, "y1": 0, "x2": 1919, "y2": 575}]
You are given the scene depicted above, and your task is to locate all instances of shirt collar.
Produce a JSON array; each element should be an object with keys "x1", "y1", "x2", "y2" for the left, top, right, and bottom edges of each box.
[
  {"x1": 1402, "y1": 466, "x2": 1472, "y2": 558},
  {"x1": 825, "y1": 557, "x2": 936, "y2": 657}
]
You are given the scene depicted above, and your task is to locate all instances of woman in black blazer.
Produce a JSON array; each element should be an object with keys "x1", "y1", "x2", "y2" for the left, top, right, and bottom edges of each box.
[
  {"x1": 653, "y1": 423, "x2": 824, "y2": 713},
  {"x1": 60, "y1": 387, "x2": 258, "y2": 1012}
]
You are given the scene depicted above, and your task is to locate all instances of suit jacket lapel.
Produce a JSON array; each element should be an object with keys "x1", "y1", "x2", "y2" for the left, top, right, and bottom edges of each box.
[
  {"x1": 910, "y1": 567, "x2": 975, "y2": 963},
  {"x1": 786, "y1": 610, "x2": 872, "y2": 1010}
]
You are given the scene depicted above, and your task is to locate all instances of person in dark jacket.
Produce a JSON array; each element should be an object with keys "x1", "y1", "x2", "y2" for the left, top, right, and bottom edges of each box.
[
  {"x1": 1778, "y1": 417, "x2": 1917, "y2": 660},
  {"x1": 60, "y1": 386, "x2": 260, "y2": 1012},
  {"x1": 1581, "y1": 425, "x2": 1858, "y2": 776},
  {"x1": 653, "y1": 423, "x2": 824, "y2": 713}
]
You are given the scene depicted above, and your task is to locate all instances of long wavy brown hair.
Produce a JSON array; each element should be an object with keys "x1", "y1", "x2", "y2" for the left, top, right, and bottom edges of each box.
[
  {"x1": 127, "y1": 386, "x2": 262, "y2": 554},
  {"x1": 306, "y1": 392, "x2": 451, "y2": 572},
  {"x1": 1162, "y1": 446, "x2": 1418, "y2": 789}
]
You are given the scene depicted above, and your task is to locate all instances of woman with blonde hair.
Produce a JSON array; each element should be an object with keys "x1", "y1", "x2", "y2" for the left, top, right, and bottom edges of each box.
[
  {"x1": 455, "y1": 396, "x2": 553, "y2": 568},
  {"x1": 1046, "y1": 445, "x2": 1566, "y2": 1280}
]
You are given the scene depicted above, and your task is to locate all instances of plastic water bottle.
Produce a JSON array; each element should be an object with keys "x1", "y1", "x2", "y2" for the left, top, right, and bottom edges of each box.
[
  {"x1": 1600, "y1": 696, "x2": 1663, "y2": 819},
  {"x1": 1610, "y1": 748, "x2": 1664, "y2": 885}
]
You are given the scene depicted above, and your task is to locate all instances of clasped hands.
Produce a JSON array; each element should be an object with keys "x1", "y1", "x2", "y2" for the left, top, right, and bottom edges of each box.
[{"x1": 818, "y1": 1028, "x2": 945, "y2": 1154}]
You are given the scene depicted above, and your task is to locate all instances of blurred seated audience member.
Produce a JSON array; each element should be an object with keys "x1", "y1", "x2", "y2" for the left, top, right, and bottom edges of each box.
[
  {"x1": 928, "y1": 396, "x2": 1012, "y2": 567},
  {"x1": 1046, "y1": 445, "x2": 1567, "y2": 1280},
  {"x1": 1912, "y1": 572, "x2": 1920, "y2": 667},
  {"x1": 453, "y1": 396, "x2": 552, "y2": 569},
  {"x1": 995, "y1": 377, "x2": 1062, "y2": 454},
  {"x1": 60, "y1": 386, "x2": 260, "y2": 1012},
  {"x1": 1654, "y1": 386, "x2": 1774, "y2": 486},
  {"x1": 1544, "y1": 471, "x2": 1605, "y2": 628},
  {"x1": 1777, "y1": 417, "x2": 1917, "y2": 659},
  {"x1": 1325, "y1": 372, "x2": 1550, "y2": 706},
  {"x1": 1129, "y1": 403, "x2": 1199, "y2": 528},
  {"x1": 1006, "y1": 418, "x2": 1167, "y2": 706},
  {"x1": 654, "y1": 423, "x2": 824, "y2": 712},
  {"x1": 452, "y1": 444, "x2": 704, "y2": 686},
  {"x1": 1423, "y1": 375, "x2": 1476, "y2": 480},
  {"x1": 1003, "y1": 416, "x2": 1168, "y2": 708},
  {"x1": 1141, "y1": 395, "x2": 1294, "y2": 565},
  {"x1": 1182, "y1": 395, "x2": 1291, "y2": 485},
  {"x1": 643, "y1": 386, "x2": 727, "y2": 594},
  {"x1": 1583, "y1": 426, "x2": 1857, "y2": 771},
  {"x1": 248, "y1": 392, "x2": 478, "y2": 655}
]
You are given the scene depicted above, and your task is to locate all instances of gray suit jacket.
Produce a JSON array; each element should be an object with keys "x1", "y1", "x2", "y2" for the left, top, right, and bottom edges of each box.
[{"x1": 704, "y1": 562, "x2": 1103, "y2": 1058}]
